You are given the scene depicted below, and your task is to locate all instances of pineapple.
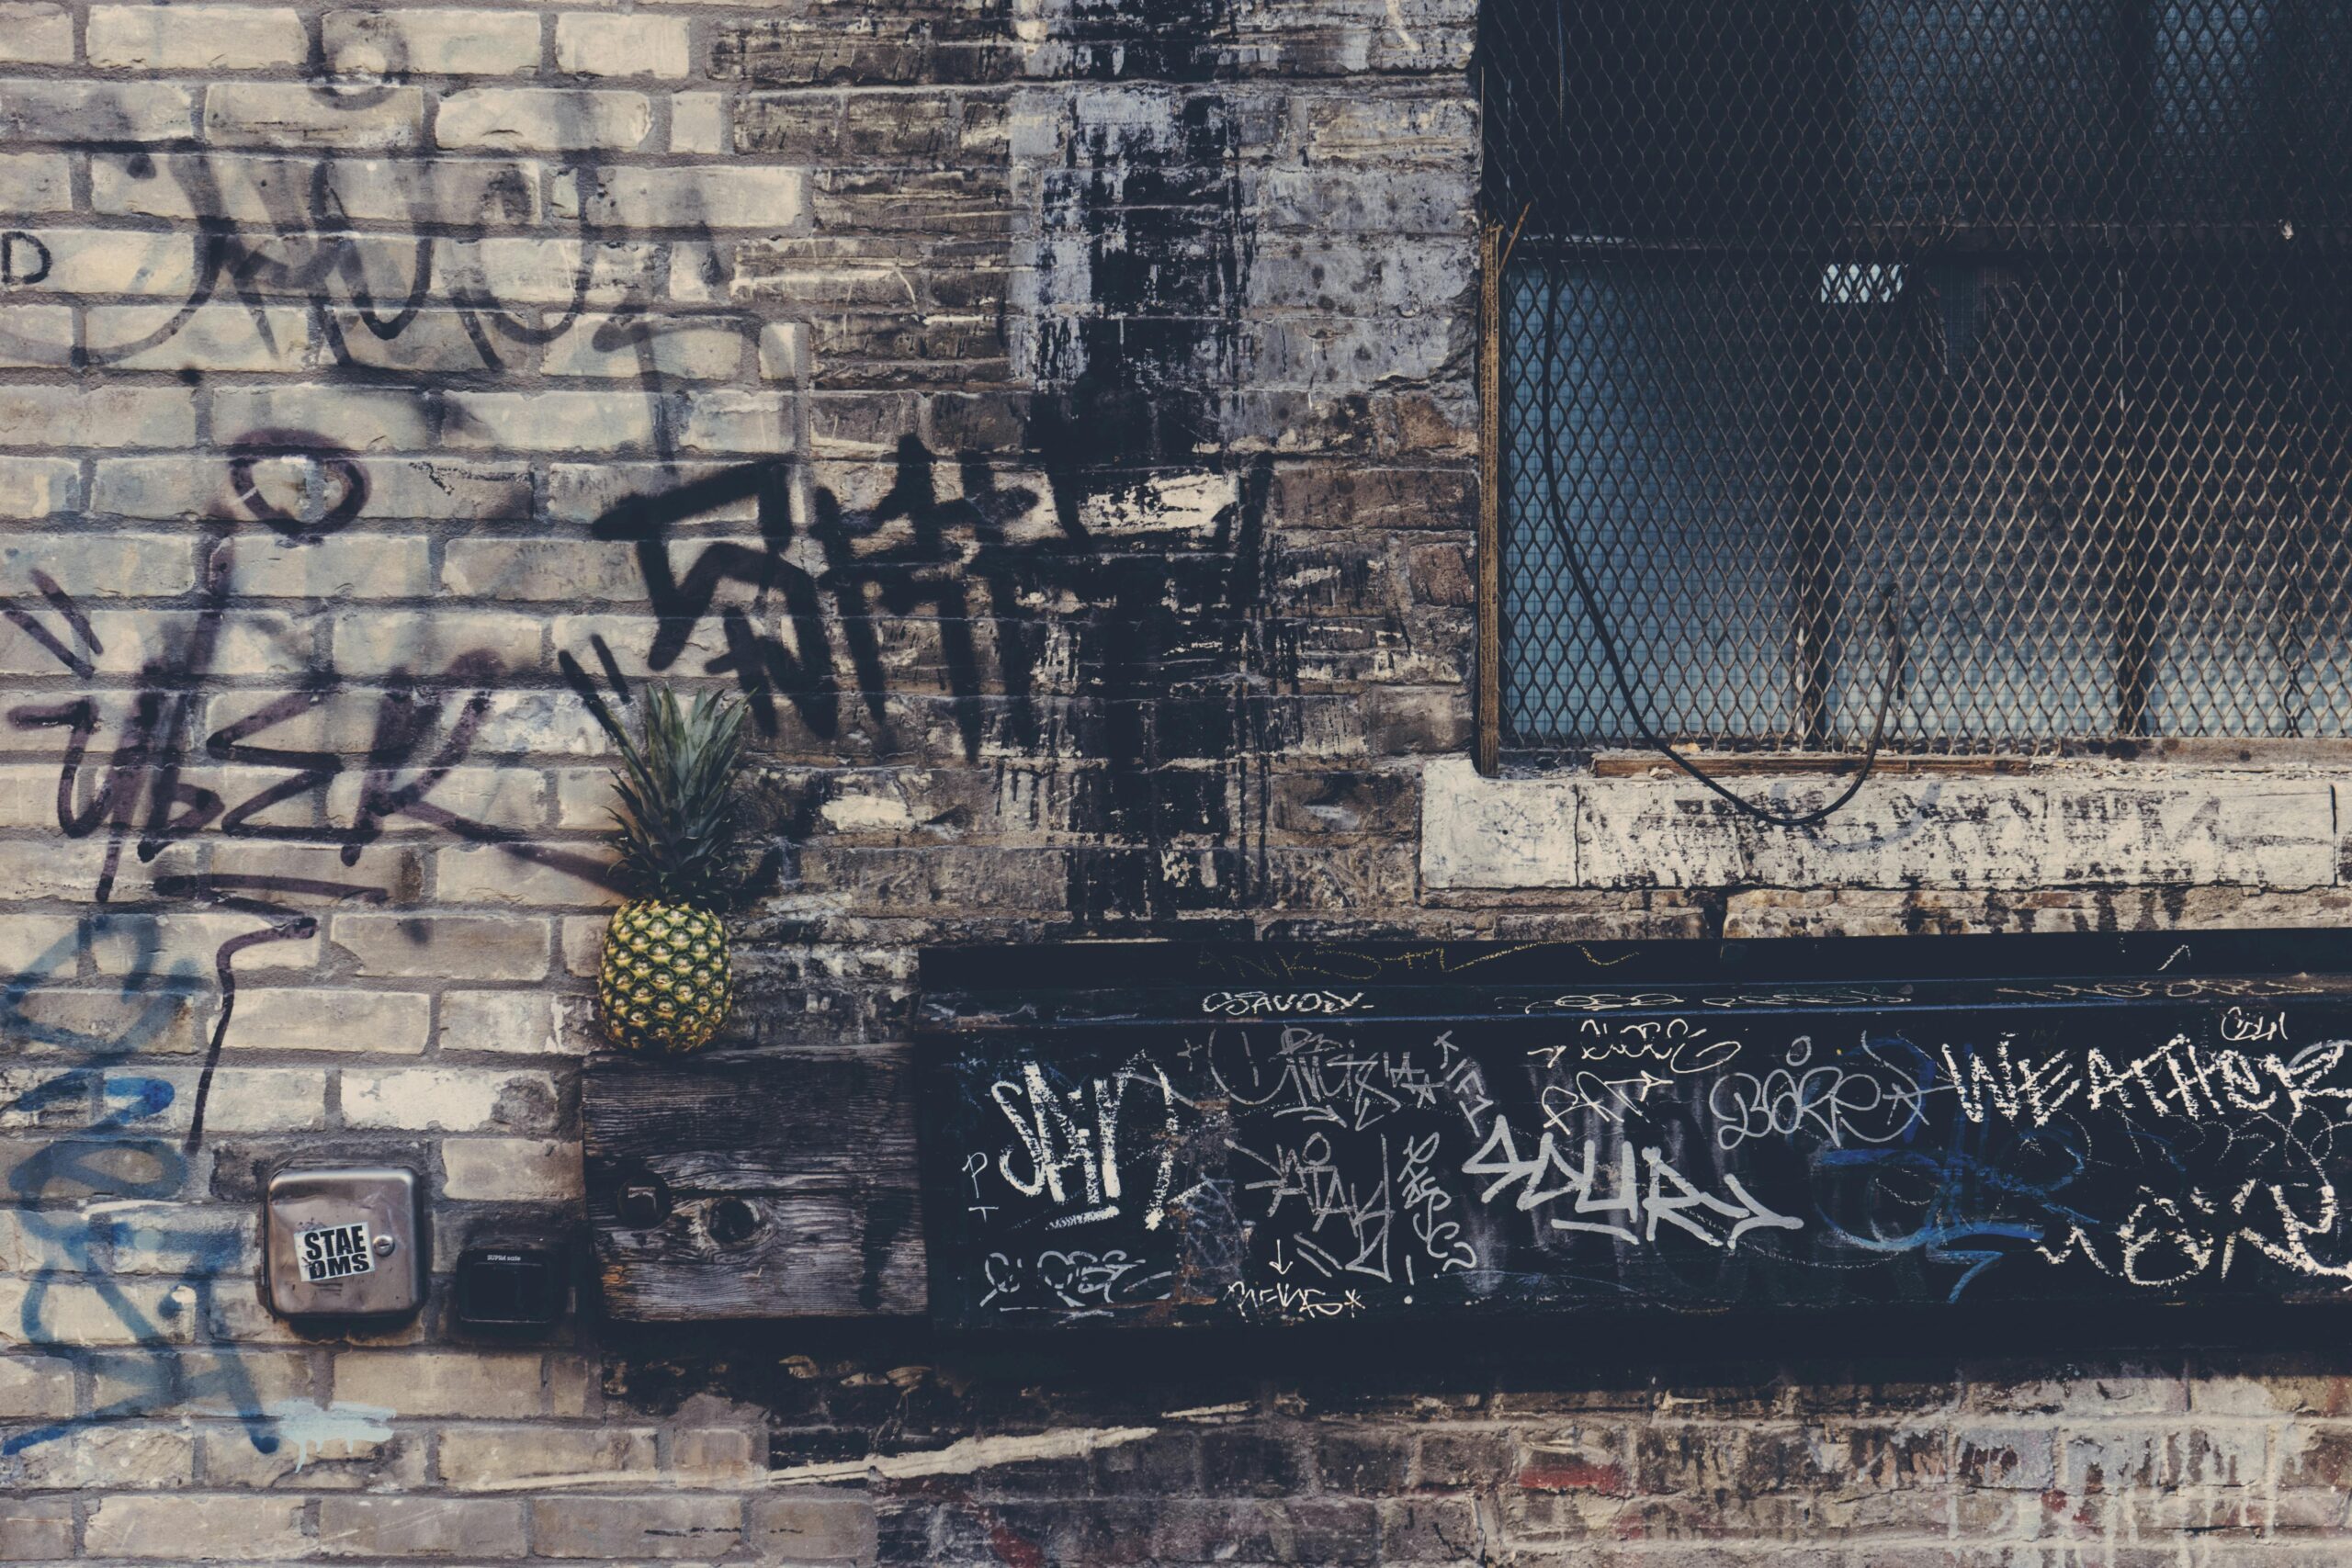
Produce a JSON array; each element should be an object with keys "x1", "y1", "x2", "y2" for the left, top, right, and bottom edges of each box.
[{"x1": 594, "y1": 687, "x2": 746, "y2": 1054}]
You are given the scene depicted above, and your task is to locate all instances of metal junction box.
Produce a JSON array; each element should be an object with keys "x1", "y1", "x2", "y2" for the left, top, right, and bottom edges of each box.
[{"x1": 263, "y1": 1167, "x2": 425, "y2": 1319}]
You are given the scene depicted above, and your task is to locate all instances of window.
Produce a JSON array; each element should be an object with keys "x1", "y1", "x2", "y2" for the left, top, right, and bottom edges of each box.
[{"x1": 1479, "y1": 1, "x2": 2352, "y2": 762}]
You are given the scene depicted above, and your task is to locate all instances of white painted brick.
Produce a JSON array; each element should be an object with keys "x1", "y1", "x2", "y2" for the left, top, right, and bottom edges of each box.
[
  {"x1": 1420, "y1": 758, "x2": 1577, "y2": 891},
  {"x1": 436, "y1": 88, "x2": 651, "y2": 152},
  {"x1": 89, "y1": 6, "x2": 307, "y2": 70},
  {"x1": 555, "y1": 13, "x2": 691, "y2": 77},
  {"x1": 324, "y1": 8, "x2": 544, "y2": 75},
  {"x1": 0, "y1": 5, "x2": 72, "y2": 65},
  {"x1": 89, "y1": 152, "x2": 305, "y2": 222}
]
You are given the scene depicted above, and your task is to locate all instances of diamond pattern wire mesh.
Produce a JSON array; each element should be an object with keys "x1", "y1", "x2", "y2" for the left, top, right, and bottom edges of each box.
[{"x1": 1484, "y1": 1, "x2": 2352, "y2": 757}]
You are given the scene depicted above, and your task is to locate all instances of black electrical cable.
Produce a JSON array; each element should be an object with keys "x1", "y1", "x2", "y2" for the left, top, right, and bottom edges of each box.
[{"x1": 1522, "y1": 282, "x2": 1906, "y2": 828}]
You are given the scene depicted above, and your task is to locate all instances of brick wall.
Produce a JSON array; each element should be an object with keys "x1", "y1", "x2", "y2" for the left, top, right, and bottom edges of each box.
[{"x1": 1, "y1": 0, "x2": 2347, "y2": 1562}]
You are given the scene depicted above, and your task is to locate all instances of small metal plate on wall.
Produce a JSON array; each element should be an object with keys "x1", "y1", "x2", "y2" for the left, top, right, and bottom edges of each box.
[{"x1": 264, "y1": 1167, "x2": 425, "y2": 1319}]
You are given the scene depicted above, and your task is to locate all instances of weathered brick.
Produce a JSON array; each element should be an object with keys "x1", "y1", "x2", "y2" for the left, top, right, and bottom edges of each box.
[
  {"x1": 0, "y1": 456, "x2": 74, "y2": 519},
  {"x1": 0, "y1": 533, "x2": 193, "y2": 597},
  {"x1": 0, "y1": 1496, "x2": 72, "y2": 1562},
  {"x1": 439, "y1": 989, "x2": 592, "y2": 1055},
  {"x1": 332, "y1": 1350, "x2": 550, "y2": 1417},
  {"x1": 205, "y1": 85, "x2": 426, "y2": 150},
  {"x1": 531, "y1": 1495, "x2": 744, "y2": 1560},
  {"x1": 437, "y1": 1425, "x2": 655, "y2": 1488},
  {"x1": 211, "y1": 386, "x2": 436, "y2": 453},
  {"x1": 222, "y1": 989, "x2": 431, "y2": 1055},
  {"x1": 550, "y1": 164, "x2": 804, "y2": 228},
  {"x1": 0, "y1": 1355, "x2": 72, "y2": 1418},
  {"x1": 445, "y1": 389, "x2": 661, "y2": 453},
  {"x1": 0, "y1": 5, "x2": 71, "y2": 66},
  {"x1": 0, "y1": 304, "x2": 70, "y2": 368},
  {"x1": 434, "y1": 842, "x2": 617, "y2": 908},
  {"x1": 671, "y1": 91, "x2": 728, "y2": 153},
  {"x1": 15, "y1": 1424, "x2": 197, "y2": 1491},
  {"x1": 89, "y1": 303, "x2": 315, "y2": 372},
  {"x1": 88, "y1": 6, "x2": 307, "y2": 71},
  {"x1": 330, "y1": 912, "x2": 551, "y2": 981},
  {"x1": 341, "y1": 1066, "x2": 560, "y2": 1134},
  {"x1": 442, "y1": 539, "x2": 649, "y2": 602},
  {"x1": 437, "y1": 88, "x2": 653, "y2": 152},
  {"x1": 0, "y1": 151, "x2": 69, "y2": 210},
  {"x1": 221, "y1": 534, "x2": 435, "y2": 601},
  {"x1": 748, "y1": 1496, "x2": 878, "y2": 1562},
  {"x1": 440, "y1": 1136, "x2": 584, "y2": 1201},
  {"x1": 0, "y1": 388, "x2": 195, "y2": 451},
  {"x1": 538, "y1": 314, "x2": 744, "y2": 380},
  {"x1": 0, "y1": 82, "x2": 196, "y2": 143},
  {"x1": 330, "y1": 608, "x2": 545, "y2": 676},
  {"x1": 555, "y1": 13, "x2": 693, "y2": 78},
  {"x1": 86, "y1": 1495, "x2": 309, "y2": 1558},
  {"x1": 678, "y1": 389, "x2": 792, "y2": 453},
  {"x1": 90, "y1": 912, "x2": 322, "y2": 976},
  {"x1": 324, "y1": 9, "x2": 545, "y2": 76},
  {"x1": 319, "y1": 1495, "x2": 528, "y2": 1558}
]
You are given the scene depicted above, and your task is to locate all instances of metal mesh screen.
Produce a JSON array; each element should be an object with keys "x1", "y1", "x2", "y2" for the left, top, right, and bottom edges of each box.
[{"x1": 1483, "y1": 1, "x2": 2352, "y2": 757}]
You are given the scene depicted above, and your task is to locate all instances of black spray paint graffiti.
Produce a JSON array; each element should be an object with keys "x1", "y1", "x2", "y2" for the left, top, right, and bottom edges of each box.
[
  {"x1": 568, "y1": 436, "x2": 1278, "y2": 925},
  {"x1": 0, "y1": 470, "x2": 560, "y2": 1454},
  {"x1": 0, "y1": 926, "x2": 277, "y2": 1458}
]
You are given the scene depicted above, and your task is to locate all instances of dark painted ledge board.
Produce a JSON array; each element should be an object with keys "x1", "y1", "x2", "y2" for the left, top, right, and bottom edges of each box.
[
  {"x1": 582, "y1": 1046, "x2": 925, "y2": 1320},
  {"x1": 916, "y1": 932, "x2": 2352, "y2": 1330}
]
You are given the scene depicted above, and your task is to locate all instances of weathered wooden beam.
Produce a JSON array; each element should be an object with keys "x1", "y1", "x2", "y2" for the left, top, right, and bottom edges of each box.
[{"x1": 582, "y1": 1047, "x2": 925, "y2": 1320}]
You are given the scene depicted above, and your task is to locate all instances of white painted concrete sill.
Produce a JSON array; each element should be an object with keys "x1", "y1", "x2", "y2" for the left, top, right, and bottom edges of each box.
[{"x1": 1419, "y1": 755, "x2": 2346, "y2": 891}]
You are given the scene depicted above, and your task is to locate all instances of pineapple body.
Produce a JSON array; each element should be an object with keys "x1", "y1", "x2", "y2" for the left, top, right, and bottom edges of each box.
[{"x1": 597, "y1": 897, "x2": 731, "y2": 1054}]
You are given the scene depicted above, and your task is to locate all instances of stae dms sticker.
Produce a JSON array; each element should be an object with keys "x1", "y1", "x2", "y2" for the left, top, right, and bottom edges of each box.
[{"x1": 298, "y1": 1222, "x2": 375, "y2": 1282}]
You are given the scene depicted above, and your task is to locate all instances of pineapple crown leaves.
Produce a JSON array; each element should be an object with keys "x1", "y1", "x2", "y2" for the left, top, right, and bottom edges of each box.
[{"x1": 595, "y1": 686, "x2": 751, "y2": 907}]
